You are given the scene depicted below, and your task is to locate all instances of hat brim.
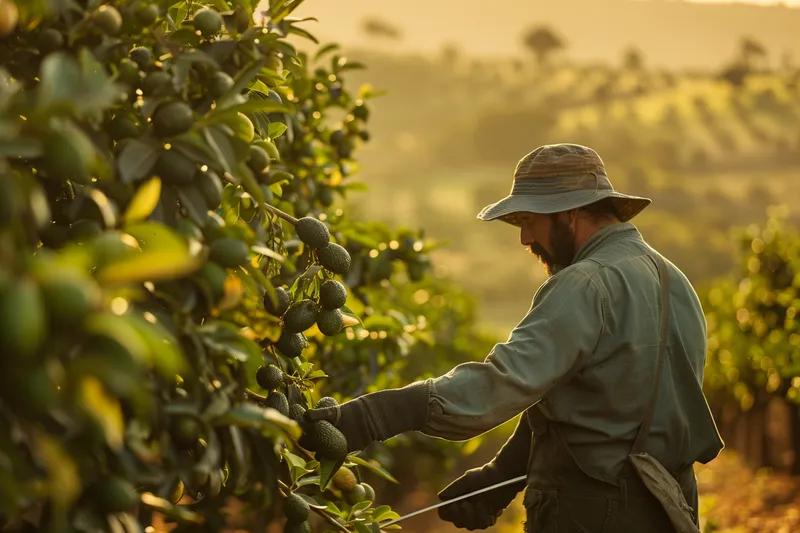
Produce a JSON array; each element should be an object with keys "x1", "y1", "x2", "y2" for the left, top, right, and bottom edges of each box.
[{"x1": 477, "y1": 190, "x2": 651, "y2": 227}]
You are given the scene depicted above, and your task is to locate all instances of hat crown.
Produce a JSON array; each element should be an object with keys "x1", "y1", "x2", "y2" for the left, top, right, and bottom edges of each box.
[{"x1": 514, "y1": 143, "x2": 607, "y2": 181}]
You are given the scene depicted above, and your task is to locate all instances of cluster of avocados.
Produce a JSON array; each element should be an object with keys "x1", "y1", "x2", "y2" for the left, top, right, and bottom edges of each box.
[
  {"x1": 262, "y1": 216, "x2": 352, "y2": 360},
  {"x1": 257, "y1": 364, "x2": 348, "y2": 463}
]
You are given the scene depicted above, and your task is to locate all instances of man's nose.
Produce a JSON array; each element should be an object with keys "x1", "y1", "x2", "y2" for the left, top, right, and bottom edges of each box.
[{"x1": 520, "y1": 228, "x2": 533, "y2": 247}]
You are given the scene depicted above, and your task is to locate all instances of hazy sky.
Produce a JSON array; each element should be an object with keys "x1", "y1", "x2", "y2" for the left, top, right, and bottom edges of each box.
[
  {"x1": 690, "y1": 0, "x2": 800, "y2": 3},
  {"x1": 282, "y1": 0, "x2": 800, "y2": 69}
]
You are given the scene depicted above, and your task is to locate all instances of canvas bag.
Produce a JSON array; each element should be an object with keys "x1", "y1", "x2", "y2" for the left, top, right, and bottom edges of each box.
[{"x1": 628, "y1": 255, "x2": 701, "y2": 533}]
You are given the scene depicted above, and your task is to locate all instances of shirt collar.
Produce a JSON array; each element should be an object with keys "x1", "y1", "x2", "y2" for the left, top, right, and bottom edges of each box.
[{"x1": 573, "y1": 222, "x2": 641, "y2": 263}]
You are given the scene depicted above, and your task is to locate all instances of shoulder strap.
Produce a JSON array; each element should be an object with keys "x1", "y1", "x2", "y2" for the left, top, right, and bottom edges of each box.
[{"x1": 630, "y1": 254, "x2": 671, "y2": 455}]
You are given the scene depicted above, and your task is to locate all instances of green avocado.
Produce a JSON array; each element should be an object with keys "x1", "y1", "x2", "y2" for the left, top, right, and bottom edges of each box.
[
  {"x1": 295, "y1": 217, "x2": 330, "y2": 250},
  {"x1": 282, "y1": 299, "x2": 319, "y2": 334},
  {"x1": 317, "y1": 243, "x2": 351, "y2": 275}
]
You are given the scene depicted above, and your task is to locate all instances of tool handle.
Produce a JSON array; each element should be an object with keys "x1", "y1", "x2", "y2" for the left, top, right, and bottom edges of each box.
[{"x1": 379, "y1": 474, "x2": 528, "y2": 528}]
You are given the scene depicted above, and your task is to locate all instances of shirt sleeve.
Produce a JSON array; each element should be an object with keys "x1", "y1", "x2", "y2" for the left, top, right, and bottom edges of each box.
[{"x1": 421, "y1": 265, "x2": 607, "y2": 441}]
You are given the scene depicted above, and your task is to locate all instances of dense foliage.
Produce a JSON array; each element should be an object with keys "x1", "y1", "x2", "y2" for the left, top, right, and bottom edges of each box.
[
  {"x1": 0, "y1": 1, "x2": 497, "y2": 532},
  {"x1": 702, "y1": 205, "x2": 800, "y2": 411}
]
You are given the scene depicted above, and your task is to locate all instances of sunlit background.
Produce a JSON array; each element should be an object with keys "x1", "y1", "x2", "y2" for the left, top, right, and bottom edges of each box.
[{"x1": 249, "y1": 1, "x2": 800, "y2": 531}]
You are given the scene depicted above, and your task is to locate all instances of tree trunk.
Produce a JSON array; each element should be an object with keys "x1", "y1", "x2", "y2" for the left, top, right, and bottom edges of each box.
[{"x1": 791, "y1": 402, "x2": 800, "y2": 475}]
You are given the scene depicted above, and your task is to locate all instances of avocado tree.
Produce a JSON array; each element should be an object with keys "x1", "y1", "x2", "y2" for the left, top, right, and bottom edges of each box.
[
  {"x1": 0, "y1": 1, "x2": 490, "y2": 531},
  {"x1": 702, "y1": 205, "x2": 800, "y2": 469}
]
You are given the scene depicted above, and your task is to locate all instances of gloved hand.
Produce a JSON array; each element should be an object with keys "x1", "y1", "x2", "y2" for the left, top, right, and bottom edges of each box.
[
  {"x1": 437, "y1": 413, "x2": 531, "y2": 530},
  {"x1": 303, "y1": 380, "x2": 432, "y2": 453},
  {"x1": 437, "y1": 463, "x2": 524, "y2": 530}
]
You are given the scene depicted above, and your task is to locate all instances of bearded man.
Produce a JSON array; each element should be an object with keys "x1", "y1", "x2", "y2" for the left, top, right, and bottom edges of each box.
[{"x1": 306, "y1": 143, "x2": 724, "y2": 532}]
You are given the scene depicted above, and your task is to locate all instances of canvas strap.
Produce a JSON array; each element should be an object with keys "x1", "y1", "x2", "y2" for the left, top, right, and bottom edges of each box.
[{"x1": 630, "y1": 254, "x2": 670, "y2": 455}]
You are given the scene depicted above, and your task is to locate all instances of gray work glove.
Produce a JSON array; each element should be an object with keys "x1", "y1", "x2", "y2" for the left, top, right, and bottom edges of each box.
[
  {"x1": 303, "y1": 380, "x2": 432, "y2": 453},
  {"x1": 437, "y1": 413, "x2": 531, "y2": 530}
]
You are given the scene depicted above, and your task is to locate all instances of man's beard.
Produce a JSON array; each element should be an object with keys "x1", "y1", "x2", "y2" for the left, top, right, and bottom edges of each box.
[{"x1": 528, "y1": 218, "x2": 576, "y2": 276}]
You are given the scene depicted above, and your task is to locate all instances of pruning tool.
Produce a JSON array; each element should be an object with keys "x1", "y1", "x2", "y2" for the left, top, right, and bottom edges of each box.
[{"x1": 378, "y1": 474, "x2": 528, "y2": 528}]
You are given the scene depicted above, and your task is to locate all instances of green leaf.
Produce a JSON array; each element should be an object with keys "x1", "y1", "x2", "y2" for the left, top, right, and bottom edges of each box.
[
  {"x1": 287, "y1": 25, "x2": 318, "y2": 44},
  {"x1": 0, "y1": 138, "x2": 42, "y2": 158},
  {"x1": 87, "y1": 188, "x2": 117, "y2": 228},
  {"x1": 236, "y1": 162, "x2": 265, "y2": 209},
  {"x1": 347, "y1": 455, "x2": 399, "y2": 484},
  {"x1": 123, "y1": 177, "x2": 161, "y2": 223},
  {"x1": 296, "y1": 474, "x2": 320, "y2": 488},
  {"x1": 117, "y1": 139, "x2": 159, "y2": 183},
  {"x1": 163, "y1": 403, "x2": 200, "y2": 417},
  {"x1": 203, "y1": 126, "x2": 238, "y2": 174},
  {"x1": 317, "y1": 497, "x2": 345, "y2": 518},
  {"x1": 208, "y1": 99, "x2": 292, "y2": 121},
  {"x1": 269, "y1": 0, "x2": 310, "y2": 24},
  {"x1": 267, "y1": 122, "x2": 288, "y2": 139},
  {"x1": 248, "y1": 79, "x2": 271, "y2": 94},
  {"x1": 349, "y1": 500, "x2": 372, "y2": 516},
  {"x1": 76, "y1": 48, "x2": 123, "y2": 117},
  {"x1": 338, "y1": 61, "x2": 366, "y2": 72},
  {"x1": 340, "y1": 305, "x2": 364, "y2": 327},
  {"x1": 283, "y1": 450, "x2": 314, "y2": 484},
  {"x1": 203, "y1": 336, "x2": 254, "y2": 363},
  {"x1": 140, "y1": 492, "x2": 205, "y2": 524},
  {"x1": 202, "y1": 393, "x2": 232, "y2": 422},
  {"x1": 32, "y1": 432, "x2": 81, "y2": 515},
  {"x1": 97, "y1": 222, "x2": 202, "y2": 284},
  {"x1": 218, "y1": 58, "x2": 267, "y2": 109},
  {"x1": 296, "y1": 493, "x2": 328, "y2": 510},
  {"x1": 372, "y1": 506, "x2": 400, "y2": 522},
  {"x1": 281, "y1": 450, "x2": 307, "y2": 469},
  {"x1": 267, "y1": 169, "x2": 293, "y2": 185},
  {"x1": 176, "y1": 185, "x2": 210, "y2": 227},
  {"x1": 210, "y1": 0, "x2": 229, "y2": 11},
  {"x1": 214, "y1": 403, "x2": 300, "y2": 439},
  {"x1": 124, "y1": 312, "x2": 187, "y2": 377},
  {"x1": 318, "y1": 457, "x2": 345, "y2": 492},
  {"x1": 314, "y1": 43, "x2": 340, "y2": 61},
  {"x1": 38, "y1": 52, "x2": 81, "y2": 112},
  {"x1": 340, "y1": 181, "x2": 370, "y2": 192},
  {"x1": 251, "y1": 245, "x2": 285, "y2": 263},
  {"x1": 174, "y1": 51, "x2": 221, "y2": 89},
  {"x1": 78, "y1": 376, "x2": 124, "y2": 450},
  {"x1": 228, "y1": 426, "x2": 248, "y2": 492}
]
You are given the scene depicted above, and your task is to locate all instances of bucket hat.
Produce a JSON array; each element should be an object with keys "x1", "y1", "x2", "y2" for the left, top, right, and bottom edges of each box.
[{"x1": 477, "y1": 143, "x2": 651, "y2": 226}]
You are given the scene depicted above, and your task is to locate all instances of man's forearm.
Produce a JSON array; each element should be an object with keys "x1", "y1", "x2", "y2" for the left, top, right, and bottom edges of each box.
[{"x1": 305, "y1": 379, "x2": 433, "y2": 453}]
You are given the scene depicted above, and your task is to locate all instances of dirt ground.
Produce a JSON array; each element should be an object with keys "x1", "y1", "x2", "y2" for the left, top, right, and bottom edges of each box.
[{"x1": 696, "y1": 451, "x2": 800, "y2": 533}]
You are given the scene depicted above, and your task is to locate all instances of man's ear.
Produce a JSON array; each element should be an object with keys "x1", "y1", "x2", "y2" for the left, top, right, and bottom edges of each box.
[{"x1": 567, "y1": 208, "x2": 580, "y2": 229}]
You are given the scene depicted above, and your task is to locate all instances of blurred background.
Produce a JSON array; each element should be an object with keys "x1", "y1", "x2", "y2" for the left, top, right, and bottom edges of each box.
[{"x1": 266, "y1": 0, "x2": 800, "y2": 531}]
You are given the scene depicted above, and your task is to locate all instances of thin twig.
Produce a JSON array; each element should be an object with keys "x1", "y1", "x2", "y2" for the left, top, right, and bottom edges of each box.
[
  {"x1": 264, "y1": 202, "x2": 299, "y2": 225},
  {"x1": 244, "y1": 388, "x2": 266, "y2": 402},
  {"x1": 219, "y1": 174, "x2": 299, "y2": 225}
]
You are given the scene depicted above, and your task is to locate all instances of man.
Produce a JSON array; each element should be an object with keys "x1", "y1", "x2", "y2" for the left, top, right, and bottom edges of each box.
[{"x1": 306, "y1": 143, "x2": 724, "y2": 531}]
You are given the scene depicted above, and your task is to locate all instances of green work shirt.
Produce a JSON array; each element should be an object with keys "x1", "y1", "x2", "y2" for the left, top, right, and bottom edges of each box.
[{"x1": 421, "y1": 222, "x2": 724, "y2": 480}]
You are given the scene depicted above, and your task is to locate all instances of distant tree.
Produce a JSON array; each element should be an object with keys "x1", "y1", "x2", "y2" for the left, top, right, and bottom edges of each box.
[
  {"x1": 361, "y1": 16, "x2": 403, "y2": 40},
  {"x1": 440, "y1": 42, "x2": 461, "y2": 68},
  {"x1": 718, "y1": 60, "x2": 750, "y2": 89},
  {"x1": 521, "y1": 25, "x2": 565, "y2": 67},
  {"x1": 623, "y1": 46, "x2": 645, "y2": 71},
  {"x1": 739, "y1": 36, "x2": 767, "y2": 71}
]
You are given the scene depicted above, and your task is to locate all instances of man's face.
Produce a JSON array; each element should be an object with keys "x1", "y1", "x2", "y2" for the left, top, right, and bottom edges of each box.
[{"x1": 510, "y1": 211, "x2": 576, "y2": 276}]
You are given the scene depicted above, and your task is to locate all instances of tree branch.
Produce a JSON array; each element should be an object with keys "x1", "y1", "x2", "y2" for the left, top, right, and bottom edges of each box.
[{"x1": 219, "y1": 173, "x2": 299, "y2": 225}]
